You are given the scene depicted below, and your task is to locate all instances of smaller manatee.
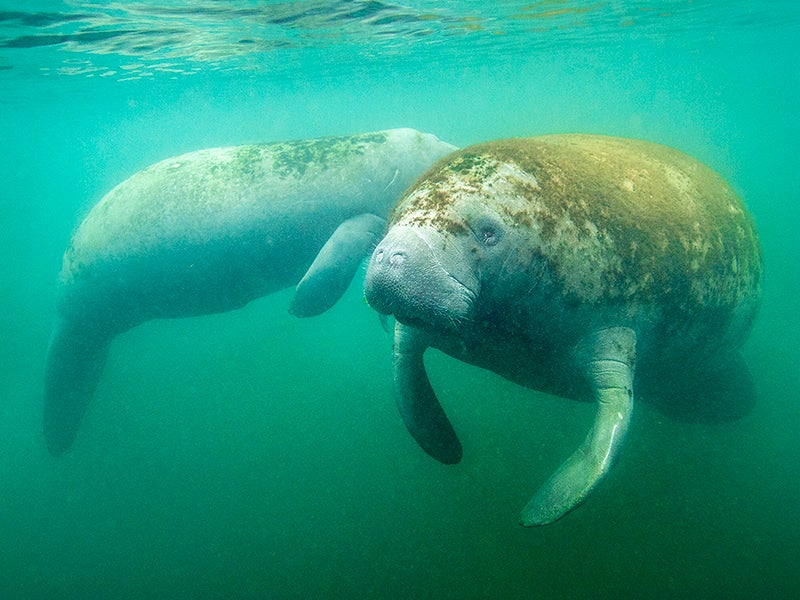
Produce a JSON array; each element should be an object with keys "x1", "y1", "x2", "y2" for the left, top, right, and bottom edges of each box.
[{"x1": 44, "y1": 128, "x2": 457, "y2": 455}]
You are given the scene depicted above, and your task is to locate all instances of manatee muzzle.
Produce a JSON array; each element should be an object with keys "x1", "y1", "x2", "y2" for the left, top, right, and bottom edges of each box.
[{"x1": 365, "y1": 226, "x2": 476, "y2": 331}]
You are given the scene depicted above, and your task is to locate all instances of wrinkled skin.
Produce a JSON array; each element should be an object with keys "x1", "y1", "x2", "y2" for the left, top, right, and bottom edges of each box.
[
  {"x1": 44, "y1": 128, "x2": 457, "y2": 455},
  {"x1": 365, "y1": 134, "x2": 762, "y2": 526}
]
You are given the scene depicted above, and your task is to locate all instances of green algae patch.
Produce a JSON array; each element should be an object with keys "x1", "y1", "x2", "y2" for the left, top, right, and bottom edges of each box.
[{"x1": 266, "y1": 131, "x2": 388, "y2": 178}]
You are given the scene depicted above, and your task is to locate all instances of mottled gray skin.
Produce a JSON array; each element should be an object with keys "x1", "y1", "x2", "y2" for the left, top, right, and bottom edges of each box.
[
  {"x1": 44, "y1": 128, "x2": 456, "y2": 456},
  {"x1": 364, "y1": 134, "x2": 762, "y2": 526}
]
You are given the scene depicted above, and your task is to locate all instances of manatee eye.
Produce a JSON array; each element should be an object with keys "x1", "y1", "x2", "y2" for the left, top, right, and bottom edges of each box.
[
  {"x1": 479, "y1": 225, "x2": 500, "y2": 247},
  {"x1": 468, "y1": 215, "x2": 503, "y2": 248},
  {"x1": 481, "y1": 228, "x2": 498, "y2": 246}
]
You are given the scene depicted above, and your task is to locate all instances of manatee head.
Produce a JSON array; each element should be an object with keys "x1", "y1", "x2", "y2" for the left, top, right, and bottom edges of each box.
[{"x1": 365, "y1": 152, "x2": 543, "y2": 335}]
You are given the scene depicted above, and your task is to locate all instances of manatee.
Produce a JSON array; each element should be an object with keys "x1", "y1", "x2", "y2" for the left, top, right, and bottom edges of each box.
[
  {"x1": 364, "y1": 134, "x2": 762, "y2": 526},
  {"x1": 44, "y1": 128, "x2": 456, "y2": 456}
]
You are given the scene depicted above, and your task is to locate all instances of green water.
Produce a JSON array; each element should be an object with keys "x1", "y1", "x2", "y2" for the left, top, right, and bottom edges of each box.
[{"x1": 1, "y1": 2, "x2": 798, "y2": 598}]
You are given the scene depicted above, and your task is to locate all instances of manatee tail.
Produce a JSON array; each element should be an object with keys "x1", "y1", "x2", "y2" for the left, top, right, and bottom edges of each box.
[{"x1": 43, "y1": 318, "x2": 111, "y2": 455}]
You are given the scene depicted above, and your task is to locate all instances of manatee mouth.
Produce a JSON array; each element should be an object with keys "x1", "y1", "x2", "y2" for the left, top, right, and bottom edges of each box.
[
  {"x1": 393, "y1": 301, "x2": 470, "y2": 333},
  {"x1": 369, "y1": 291, "x2": 473, "y2": 335},
  {"x1": 364, "y1": 240, "x2": 476, "y2": 334}
]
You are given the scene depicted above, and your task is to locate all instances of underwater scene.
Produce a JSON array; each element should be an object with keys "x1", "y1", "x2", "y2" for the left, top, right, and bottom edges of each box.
[{"x1": 1, "y1": 1, "x2": 798, "y2": 598}]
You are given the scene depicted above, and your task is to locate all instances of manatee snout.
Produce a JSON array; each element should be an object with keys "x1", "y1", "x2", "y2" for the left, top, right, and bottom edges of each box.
[
  {"x1": 365, "y1": 226, "x2": 477, "y2": 331},
  {"x1": 364, "y1": 231, "x2": 420, "y2": 317}
]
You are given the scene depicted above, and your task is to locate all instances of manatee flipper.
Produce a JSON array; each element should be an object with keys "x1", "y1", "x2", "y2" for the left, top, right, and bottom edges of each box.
[
  {"x1": 43, "y1": 318, "x2": 112, "y2": 455},
  {"x1": 521, "y1": 327, "x2": 636, "y2": 526},
  {"x1": 290, "y1": 213, "x2": 386, "y2": 317},
  {"x1": 393, "y1": 322, "x2": 462, "y2": 465}
]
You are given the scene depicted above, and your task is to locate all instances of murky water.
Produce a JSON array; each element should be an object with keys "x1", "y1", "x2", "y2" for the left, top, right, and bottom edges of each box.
[{"x1": 1, "y1": 2, "x2": 798, "y2": 597}]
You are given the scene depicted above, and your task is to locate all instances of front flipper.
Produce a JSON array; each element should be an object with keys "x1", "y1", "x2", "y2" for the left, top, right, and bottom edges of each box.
[
  {"x1": 43, "y1": 318, "x2": 112, "y2": 456},
  {"x1": 393, "y1": 323, "x2": 462, "y2": 464},
  {"x1": 521, "y1": 326, "x2": 636, "y2": 526},
  {"x1": 290, "y1": 213, "x2": 386, "y2": 317}
]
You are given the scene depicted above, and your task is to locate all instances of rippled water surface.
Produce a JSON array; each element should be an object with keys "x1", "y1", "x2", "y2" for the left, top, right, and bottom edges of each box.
[{"x1": 1, "y1": 1, "x2": 798, "y2": 598}]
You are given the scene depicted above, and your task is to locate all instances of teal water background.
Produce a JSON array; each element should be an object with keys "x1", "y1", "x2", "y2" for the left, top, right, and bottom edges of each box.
[{"x1": 1, "y1": 2, "x2": 798, "y2": 597}]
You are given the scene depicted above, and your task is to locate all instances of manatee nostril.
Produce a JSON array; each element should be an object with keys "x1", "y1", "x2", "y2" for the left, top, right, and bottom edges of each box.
[
  {"x1": 389, "y1": 251, "x2": 406, "y2": 266},
  {"x1": 375, "y1": 249, "x2": 385, "y2": 263}
]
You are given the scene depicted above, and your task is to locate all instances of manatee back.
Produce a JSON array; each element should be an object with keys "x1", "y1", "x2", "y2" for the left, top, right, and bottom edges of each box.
[
  {"x1": 63, "y1": 134, "x2": 386, "y2": 280},
  {"x1": 403, "y1": 135, "x2": 762, "y2": 367},
  {"x1": 57, "y1": 143, "x2": 347, "y2": 324}
]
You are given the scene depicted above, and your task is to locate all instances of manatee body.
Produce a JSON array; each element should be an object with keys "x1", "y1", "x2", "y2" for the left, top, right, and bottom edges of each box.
[
  {"x1": 364, "y1": 134, "x2": 762, "y2": 526},
  {"x1": 45, "y1": 128, "x2": 456, "y2": 455}
]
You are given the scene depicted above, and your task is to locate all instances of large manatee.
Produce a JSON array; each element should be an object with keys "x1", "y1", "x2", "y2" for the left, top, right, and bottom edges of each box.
[
  {"x1": 45, "y1": 128, "x2": 456, "y2": 455},
  {"x1": 364, "y1": 134, "x2": 762, "y2": 526}
]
